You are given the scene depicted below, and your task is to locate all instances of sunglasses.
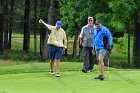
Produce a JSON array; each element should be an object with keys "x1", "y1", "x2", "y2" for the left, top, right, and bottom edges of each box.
[
  {"x1": 88, "y1": 20, "x2": 93, "y2": 22},
  {"x1": 95, "y1": 23, "x2": 100, "y2": 25}
]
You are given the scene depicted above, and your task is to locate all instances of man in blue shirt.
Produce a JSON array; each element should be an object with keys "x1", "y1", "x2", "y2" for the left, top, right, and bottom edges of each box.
[{"x1": 93, "y1": 19, "x2": 113, "y2": 80}]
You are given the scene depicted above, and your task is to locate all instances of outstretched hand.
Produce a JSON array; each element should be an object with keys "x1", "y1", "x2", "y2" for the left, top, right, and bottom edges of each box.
[
  {"x1": 63, "y1": 48, "x2": 66, "y2": 51},
  {"x1": 39, "y1": 19, "x2": 44, "y2": 24}
]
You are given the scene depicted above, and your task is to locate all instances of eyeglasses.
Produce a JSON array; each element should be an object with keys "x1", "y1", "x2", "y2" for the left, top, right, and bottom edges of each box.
[{"x1": 88, "y1": 20, "x2": 93, "y2": 22}]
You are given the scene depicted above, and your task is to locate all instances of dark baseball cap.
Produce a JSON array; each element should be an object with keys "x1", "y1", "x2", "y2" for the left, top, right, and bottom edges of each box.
[{"x1": 95, "y1": 19, "x2": 102, "y2": 25}]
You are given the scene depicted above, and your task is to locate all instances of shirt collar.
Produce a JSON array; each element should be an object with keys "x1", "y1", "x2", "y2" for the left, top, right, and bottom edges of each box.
[
  {"x1": 96, "y1": 25, "x2": 103, "y2": 31},
  {"x1": 86, "y1": 24, "x2": 95, "y2": 28}
]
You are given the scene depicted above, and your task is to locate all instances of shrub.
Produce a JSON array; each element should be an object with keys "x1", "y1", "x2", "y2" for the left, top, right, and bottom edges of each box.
[
  {"x1": 116, "y1": 34, "x2": 128, "y2": 54},
  {"x1": 0, "y1": 50, "x2": 41, "y2": 61}
]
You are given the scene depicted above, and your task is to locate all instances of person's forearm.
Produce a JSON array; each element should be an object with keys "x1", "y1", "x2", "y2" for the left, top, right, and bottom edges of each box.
[
  {"x1": 42, "y1": 22, "x2": 51, "y2": 30},
  {"x1": 64, "y1": 41, "x2": 67, "y2": 49},
  {"x1": 42, "y1": 22, "x2": 48, "y2": 27},
  {"x1": 80, "y1": 37, "x2": 83, "y2": 45},
  {"x1": 64, "y1": 37, "x2": 67, "y2": 49}
]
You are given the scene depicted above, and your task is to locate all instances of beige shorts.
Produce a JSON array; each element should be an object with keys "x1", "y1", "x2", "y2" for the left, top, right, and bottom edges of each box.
[{"x1": 96, "y1": 50, "x2": 106, "y2": 59}]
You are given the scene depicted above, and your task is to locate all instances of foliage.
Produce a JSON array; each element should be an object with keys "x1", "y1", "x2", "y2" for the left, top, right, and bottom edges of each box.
[
  {"x1": 59, "y1": 0, "x2": 97, "y2": 37},
  {"x1": 95, "y1": 0, "x2": 135, "y2": 33},
  {"x1": 59, "y1": 0, "x2": 136, "y2": 37},
  {"x1": 115, "y1": 34, "x2": 133, "y2": 54},
  {"x1": 110, "y1": 34, "x2": 134, "y2": 68},
  {"x1": 116, "y1": 34, "x2": 128, "y2": 54},
  {"x1": 0, "y1": 50, "x2": 41, "y2": 61}
]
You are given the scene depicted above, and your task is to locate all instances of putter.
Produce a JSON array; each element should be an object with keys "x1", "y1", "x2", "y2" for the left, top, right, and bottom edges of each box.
[
  {"x1": 79, "y1": 47, "x2": 83, "y2": 72},
  {"x1": 106, "y1": 55, "x2": 110, "y2": 78},
  {"x1": 64, "y1": 56, "x2": 70, "y2": 75}
]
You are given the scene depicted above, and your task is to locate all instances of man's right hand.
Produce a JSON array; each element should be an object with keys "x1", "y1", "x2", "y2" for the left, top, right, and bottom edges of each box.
[
  {"x1": 39, "y1": 19, "x2": 44, "y2": 24},
  {"x1": 92, "y1": 50, "x2": 96, "y2": 55}
]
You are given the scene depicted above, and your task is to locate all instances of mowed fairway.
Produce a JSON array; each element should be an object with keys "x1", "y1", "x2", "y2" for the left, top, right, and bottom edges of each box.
[{"x1": 0, "y1": 62, "x2": 140, "y2": 93}]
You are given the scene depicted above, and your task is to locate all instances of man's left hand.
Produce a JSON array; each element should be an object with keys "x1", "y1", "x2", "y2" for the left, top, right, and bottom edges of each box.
[{"x1": 107, "y1": 46, "x2": 112, "y2": 52}]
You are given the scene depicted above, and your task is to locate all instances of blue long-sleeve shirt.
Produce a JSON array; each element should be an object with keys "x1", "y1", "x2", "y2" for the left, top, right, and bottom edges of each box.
[{"x1": 93, "y1": 26, "x2": 113, "y2": 51}]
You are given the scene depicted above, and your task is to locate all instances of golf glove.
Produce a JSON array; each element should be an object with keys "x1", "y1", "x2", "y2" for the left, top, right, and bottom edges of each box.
[{"x1": 107, "y1": 46, "x2": 112, "y2": 52}]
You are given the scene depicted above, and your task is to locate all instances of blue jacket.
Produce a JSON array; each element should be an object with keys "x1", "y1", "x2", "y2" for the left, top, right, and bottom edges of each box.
[{"x1": 93, "y1": 26, "x2": 113, "y2": 51}]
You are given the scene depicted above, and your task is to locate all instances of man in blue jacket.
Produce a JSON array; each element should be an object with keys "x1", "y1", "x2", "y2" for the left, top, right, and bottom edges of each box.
[{"x1": 93, "y1": 19, "x2": 113, "y2": 80}]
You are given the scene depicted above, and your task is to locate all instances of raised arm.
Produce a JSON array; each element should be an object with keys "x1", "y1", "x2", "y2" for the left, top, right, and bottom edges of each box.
[{"x1": 39, "y1": 19, "x2": 52, "y2": 30}]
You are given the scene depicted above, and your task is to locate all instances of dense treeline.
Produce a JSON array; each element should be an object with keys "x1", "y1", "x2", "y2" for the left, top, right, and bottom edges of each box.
[{"x1": 0, "y1": 0, "x2": 140, "y2": 68}]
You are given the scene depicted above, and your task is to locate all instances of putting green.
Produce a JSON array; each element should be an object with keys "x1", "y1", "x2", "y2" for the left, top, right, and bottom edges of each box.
[{"x1": 0, "y1": 70, "x2": 139, "y2": 93}]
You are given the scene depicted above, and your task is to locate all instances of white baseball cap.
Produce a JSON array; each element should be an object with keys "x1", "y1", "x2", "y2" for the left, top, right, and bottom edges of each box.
[{"x1": 88, "y1": 17, "x2": 93, "y2": 20}]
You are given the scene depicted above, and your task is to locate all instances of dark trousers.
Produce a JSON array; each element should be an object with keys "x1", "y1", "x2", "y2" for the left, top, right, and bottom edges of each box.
[{"x1": 83, "y1": 47, "x2": 94, "y2": 70}]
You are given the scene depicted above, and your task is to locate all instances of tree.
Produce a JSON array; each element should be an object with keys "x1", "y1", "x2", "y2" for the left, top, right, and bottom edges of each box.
[
  {"x1": 23, "y1": 0, "x2": 30, "y2": 53},
  {"x1": 42, "y1": 0, "x2": 54, "y2": 60},
  {"x1": 133, "y1": 23, "x2": 140, "y2": 68},
  {"x1": 59, "y1": 0, "x2": 95, "y2": 59},
  {"x1": 8, "y1": 0, "x2": 14, "y2": 49},
  {"x1": 87, "y1": 0, "x2": 133, "y2": 66},
  {"x1": 3, "y1": 0, "x2": 9, "y2": 50},
  {"x1": 3, "y1": 12, "x2": 8, "y2": 50},
  {"x1": 133, "y1": 0, "x2": 140, "y2": 68},
  {"x1": 34, "y1": 0, "x2": 37, "y2": 54},
  {"x1": 59, "y1": 0, "x2": 140, "y2": 67},
  {"x1": 106, "y1": 0, "x2": 140, "y2": 68},
  {"x1": 0, "y1": 0, "x2": 4, "y2": 54},
  {"x1": 95, "y1": 0, "x2": 140, "y2": 68},
  {"x1": 0, "y1": 0, "x2": 10, "y2": 52},
  {"x1": 39, "y1": 0, "x2": 49, "y2": 57},
  {"x1": 39, "y1": 0, "x2": 60, "y2": 60}
]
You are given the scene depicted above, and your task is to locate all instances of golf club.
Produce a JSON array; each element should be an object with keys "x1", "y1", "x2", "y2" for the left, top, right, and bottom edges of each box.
[
  {"x1": 106, "y1": 53, "x2": 110, "y2": 79},
  {"x1": 79, "y1": 45, "x2": 83, "y2": 72},
  {"x1": 64, "y1": 54, "x2": 70, "y2": 75}
]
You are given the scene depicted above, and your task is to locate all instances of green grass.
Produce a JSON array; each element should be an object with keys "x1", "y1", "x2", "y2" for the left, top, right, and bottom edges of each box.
[
  {"x1": 0, "y1": 60, "x2": 139, "y2": 93},
  {"x1": 11, "y1": 34, "x2": 40, "y2": 52},
  {"x1": 11, "y1": 32, "x2": 74, "y2": 54}
]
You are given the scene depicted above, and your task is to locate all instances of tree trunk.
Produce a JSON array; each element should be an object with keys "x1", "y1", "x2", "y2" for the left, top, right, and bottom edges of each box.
[
  {"x1": 73, "y1": 31, "x2": 78, "y2": 59},
  {"x1": 8, "y1": 0, "x2": 14, "y2": 49},
  {"x1": 40, "y1": 27, "x2": 46, "y2": 56},
  {"x1": 3, "y1": 1, "x2": 8, "y2": 50},
  {"x1": 128, "y1": 29, "x2": 130, "y2": 65},
  {"x1": 42, "y1": 0, "x2": 53, "y2": 60},
  {"x1": 23, "y1": 0, "x2": 30, "y2": 53},
  {"x1": 39, "y1": 0, "x2": 48, "y2": 56},
  {"x1": 0, "y1": 14, "x2": 4, "y2": 54},
  {"x1": 4, "y1": 26, "x2": 8, "y2": 50},
  {"x1": 133, "y1": 22, "x2": 140, "y2": 68},
  {"x1": 0, "y1": 0, "x2": 4, "y2": 53},
  {"x1": 34, "y1": 0, "x2": 37, "y2": 54}
]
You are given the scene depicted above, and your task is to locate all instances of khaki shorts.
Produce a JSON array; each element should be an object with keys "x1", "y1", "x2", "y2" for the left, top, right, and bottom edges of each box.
[{"x1": 96, "y1": 50, "x2": 106, "y2": 59}]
